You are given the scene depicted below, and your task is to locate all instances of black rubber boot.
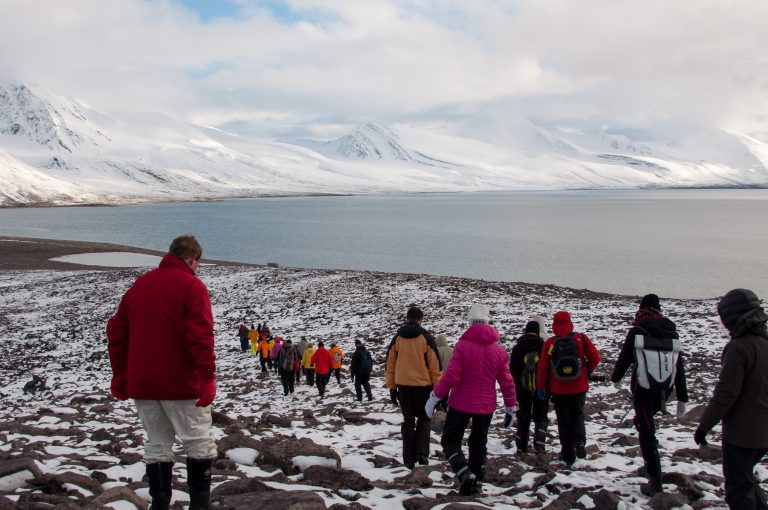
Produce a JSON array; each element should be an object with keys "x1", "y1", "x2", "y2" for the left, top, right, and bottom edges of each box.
[
  {"x1": 146, "y1": 462, "x2": 173, "y2": 510},
  {"x1": 533, "y1": 427, "x2": 547, "y2": 453},
  {"x1": 187, "y1": 457, "x2": 213, "y2": 510},
  {"x1": 641, "y1": 475, "x2": 663, "y2": 496}
]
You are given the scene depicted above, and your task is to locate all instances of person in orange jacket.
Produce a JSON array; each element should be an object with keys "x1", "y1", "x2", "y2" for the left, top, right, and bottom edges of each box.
[
  {"x1": 311, "y1": 341, "x2": 334, "y2": 397},
  {"x1": 257, "y1": 337, "x2": 270, "y2": 372},
  {"x1": 329, "y1": 343, "x2": 344, "y2": 384}
]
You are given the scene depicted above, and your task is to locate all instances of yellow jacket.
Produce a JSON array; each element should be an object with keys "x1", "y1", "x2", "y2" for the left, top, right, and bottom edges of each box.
[
  {"x1": 329, "y1": 346, "x2": 344, "y2": 369},
  {"x1": 302, "y1": 347, "x2": 316, "y2": 369}
]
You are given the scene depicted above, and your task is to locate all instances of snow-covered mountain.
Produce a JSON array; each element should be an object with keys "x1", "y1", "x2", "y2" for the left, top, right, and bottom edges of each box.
[{"x1": 1, "y1": 81, "x2": 767, "y2": 207}]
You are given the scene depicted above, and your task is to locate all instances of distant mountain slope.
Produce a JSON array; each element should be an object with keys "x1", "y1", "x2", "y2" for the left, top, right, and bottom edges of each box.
[{"x1": 0, "y1": 81, "x2": 766, "y2": 207}]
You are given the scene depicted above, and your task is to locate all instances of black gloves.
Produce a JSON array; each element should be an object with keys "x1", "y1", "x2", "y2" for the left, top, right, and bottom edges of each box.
[
  {"x1": 390, "y1": 389, "x2": 399, "y2": 406},
  {"x1": 694, "y1": 427, "x2": 708, "y2": 446}
]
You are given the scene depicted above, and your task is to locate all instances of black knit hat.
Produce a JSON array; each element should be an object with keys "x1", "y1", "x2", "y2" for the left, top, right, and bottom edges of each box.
[
  {"x1": 640, "y1": 293, "x2": 661, "y2": 311},
  {"x1": 525, "y1": 320, "x2": 540, "y2": 335},
  {"x1": 718, "y1": 288, "x2": 761, "y2": 332}
]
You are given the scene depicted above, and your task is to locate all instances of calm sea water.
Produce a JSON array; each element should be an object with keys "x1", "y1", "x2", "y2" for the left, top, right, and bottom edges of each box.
[{"x1": 1, "y1": 189, "x2": 767, "y2": 299}]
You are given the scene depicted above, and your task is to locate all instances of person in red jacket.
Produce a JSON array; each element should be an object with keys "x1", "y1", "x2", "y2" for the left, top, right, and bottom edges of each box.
[
  {"x1": 536, "y1": 310, "x2": 601, "y2": 467},
  {"x1": 311, "y1": 341, "x2": 334, "y2": 397},
  {"x1": 107, "y1": 235, "x2": 216, "y2": 510}
]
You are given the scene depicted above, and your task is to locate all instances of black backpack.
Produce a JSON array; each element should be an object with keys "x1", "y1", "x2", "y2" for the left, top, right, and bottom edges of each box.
[
  {"x1": 634, "y1": 331, "x2": 681, "y2": 391},
  {"x1": 359, "y1": 349, "x2": 373, "y2": 371},
  {"x1": 520, "y1": 350, "x2": 540, "y2": 392},
  {"x1": 550, "y1": 333, "x2": 582, "y2": 381}
]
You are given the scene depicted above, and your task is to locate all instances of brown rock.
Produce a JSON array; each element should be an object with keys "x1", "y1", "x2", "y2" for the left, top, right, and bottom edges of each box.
[
  {"x1": 257, "y1": 436, "x2": 340, "y2": 474},
  {"x1": 302, "y1": 465, "x2": 372, "y2": 491},
  {"x1": 0, "y1": 457, "x2": 43, "y2": 490},
  {"x1": 86, "y1": 486, "x2": 148, "y2": 509},
  {"x1": 219, "y1": 489, "x2": 327, "y2": 509},
  {"x1": 212, "y1": 477, "x2": 274, "y2": 496}
]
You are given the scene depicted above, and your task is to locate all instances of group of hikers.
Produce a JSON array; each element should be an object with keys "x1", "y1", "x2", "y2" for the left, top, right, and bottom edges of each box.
[
  {"x1": 106, "y1": 235, "x2": 768, "y2": 510},
  {"x1": 236, "y1": 323, "x2": 375, "y2": 401}
]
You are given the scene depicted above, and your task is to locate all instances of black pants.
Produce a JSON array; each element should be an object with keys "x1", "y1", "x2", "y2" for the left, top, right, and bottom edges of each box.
[
  {"x1": 441, "y1": 407, "x2": 492, "y2": 480},
  {"x1": 354, "y1": 370, "x2": 372, "y2": 400},
  {"x1": 259, "y1": 354, "x2": 268, "y2": 372},
  {"x1": 397, "y1": 385, "x2": 432, "y2": 466},
  {"x1": 280, "y1": 369, "x2": 295, "y2": 395},
  {"x1": 294, "y1": 369, "x2": 301, "y2": 385},
  {"x1": 516, "y1": 389, "x2": 549, "y2": 451},
  {"x1": 240, "y1": 338, "x2": 249, "y2": 352},
  {"x1": 316, "y1": 372, "x2": 330, "y2": 396},
  {"x1": 634, "y1": 397, "x2": 664, "y2": 478},
  {"x1": 305, "y1": 368, "x2": 315, "y2": 386},
  {"x1": 723, "y1": 442, "x2": 768, "y2": 510},
  {"x1": 552, "y1": 393, "x2": 586, "y2": 465},
  {"x1": 333, "y1": 368, "x2": 341, "y2": 384}
]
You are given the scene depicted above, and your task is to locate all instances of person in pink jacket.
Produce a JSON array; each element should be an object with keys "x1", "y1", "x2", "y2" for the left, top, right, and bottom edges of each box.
[{"x1": 425, "y1": 304, "x2": 517, "y2": 496}]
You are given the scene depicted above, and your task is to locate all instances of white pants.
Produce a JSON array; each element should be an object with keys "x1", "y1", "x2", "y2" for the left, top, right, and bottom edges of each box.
[{"x1": 135, "y1": 399, "x2": 217, "y2": 464}]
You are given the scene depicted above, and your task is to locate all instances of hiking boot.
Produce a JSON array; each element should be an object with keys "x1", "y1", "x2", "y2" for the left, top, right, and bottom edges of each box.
[
  {"x1": 417, "y1": 455, "x2": 429, "y2": 465},
  {"x1": 405, "y1": 462, "x2": 415, "y2": 470},
  {"x1": 558, "y1": 452, "x2": 574, "y2": 467},
  {"x1": 640, "y1": 476, "x2": 663, "y2": 496},
  {"x1": 186, "y1": 457, "x2": 212, "y2": 510},
  {"x1": 534, "y1": 442, "x2": 546, "y2": 454},
  {"x1": 515, "y1": 438, "x2": 528, "y2": 453},
  {"x1": 575, "y1": 442, "x2": 587, "y2": 459},
  {"x1": 146, "y1": 462, "x2": 173, "y2": 510},
  {"x1": 458, "y1": 472, "x2": 477, "y2": 496}
]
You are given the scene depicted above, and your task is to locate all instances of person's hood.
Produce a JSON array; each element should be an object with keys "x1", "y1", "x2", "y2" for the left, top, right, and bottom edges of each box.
[
  {"x1": 635, "y1": 316, "x2": 676, "y2": 338},
  {"x1": 159, "y1": 254, "x2": 193, "y2": 275},
  {"x1": 552, "y1": 311, "x2": 574, "y2": 337},
  {"x1": 436, "y1": 335, "x2": 448, "y2": 347},
  {"x1": 397, "y1": 322, "x2": 427, "y2": 339},
  {"x1": 459, "y1": 323, "x2": 499, "y2": 345}
]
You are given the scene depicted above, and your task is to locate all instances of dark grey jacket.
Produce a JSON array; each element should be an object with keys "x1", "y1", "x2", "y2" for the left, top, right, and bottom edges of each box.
[{"x1": 699, "y1": 331, "x2": 768, "y2": 448}]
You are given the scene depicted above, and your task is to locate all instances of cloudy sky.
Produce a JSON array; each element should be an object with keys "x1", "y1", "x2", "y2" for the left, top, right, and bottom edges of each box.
[{"x1": 1, "y1": 0, "x2": 767, "y2": 139}]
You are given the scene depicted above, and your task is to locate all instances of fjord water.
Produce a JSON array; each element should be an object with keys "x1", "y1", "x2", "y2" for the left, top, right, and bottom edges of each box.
[{"x1": 1, "y1": 189, "x2": 766, "y2": 299}]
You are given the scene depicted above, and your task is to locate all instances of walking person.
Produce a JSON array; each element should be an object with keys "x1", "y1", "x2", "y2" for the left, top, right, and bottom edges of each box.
[
  {"x1": 237, "y1": 323, "x2": 249, "y2": 353},
  {"x1": 510, "y1": 320, "x2": 549, "y2": 454},
  {"x1": 278, "y1": 340, "x2": 300, "y2": 396},
  {"x1": 107, "y1": 235, "x2": 216, "y2": 510},
  {"x1": 695, "y1": 289, "x2": 768, "y2": 509},
  {"x1": 270, "y1": 336, "x2": 283, "y2": 373},
  {"x1": 329, "y1": 343, "x2": 344, "y2": 385},
  {"x1": 385, "y1": 306, "x2": 442, "y2": 469},
  {"x1": 311, "y1": 341, "x2": 334, "y2": 397},
  {"x1": 435, "y1": 334, "x2": 454, "y2": 372},
  {"x1": 296, "y1": 336, "x2": 309, "y2": 385},
  {"x1": 611, "y1": 294, "x2": 689, "y2": 496},
  {"x1": 257, "y1": 337, "x2": 269, "y2": 372},
  {"x1": 248, "y1": 324, "x2": 259, "y2": 356},
  {"x1": 302, "y1": 342, "x2": 316, "y2": 386},
  {"x1": 536, "y1": 310, "x2": 601, "y2": 467},
  {"x1": 350, "y1": 340, "x2": 374, "y2": 401},
  {"x1": 425, "y1": 304, "x2": 517, "y2": 495}
]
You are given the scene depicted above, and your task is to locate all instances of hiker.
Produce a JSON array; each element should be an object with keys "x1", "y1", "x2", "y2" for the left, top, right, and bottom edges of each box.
[
  {"x1": 271, "y1": 336, "x2": 283, "y2": 372},
  {"x1": 425, "y1": 304, "x2": 517, "y2": 495},
  {"x1": 696, "y1": 289, "x2": 768, "y2": 509},
  {"x1": 296, "y1": 336, "x2": 309, "y2": 384},
  {"x1": 435, "y1": 334, "x2": 453, "y2": 371},
  {"x1": 536, "y1": 310, "x2": 601, "y2": 467},
  {"x1": 302, "y1": 342, "x2": 316, "y2": 386},
  {"x1": 237, "y1": 323, "x2": 249, "y2": 352},
  {"x1": 311, "y1": 341, "x2": 334, "y2": 397},
  {"x1": 106, "y1": 235, "x2": 216, "y2": 510},
  {"x1": 329, "y1": 343, "x2": 344, "y2": 384},
  {"x1": 510, "y1": 320, "x2": 549, "y2": 454},
  {"x1": 267, "y1": 336, "x2": 275, "y2": 369},
  {"x1": 350, "y1": 339, "x2": 374, "y2": 401},
  {"x1": 248, "y1": 325, "x2": 259, "y2": 356},
  {"x1": 611, "y1": 294, "x2": 689, "y2": 496},
  {"x1": 257, "y1": 336, "x2": 269, "y2": 372},
  {"x1": 385, "y1": 305, "x2": 442, "y2": 469},
  {"x1": 278, "y1": 340, "x2": 300, "y2": 396}
]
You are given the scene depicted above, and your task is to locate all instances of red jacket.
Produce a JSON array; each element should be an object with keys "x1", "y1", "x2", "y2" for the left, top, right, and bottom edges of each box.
[
  {"x1": 537, "y1": 311, "x2": 600, "y2": 395},
  {"x1": 311, "y1": 346, "x2": 334, "y2": 375},
  {"x1": 107, "y1": 254, "x2": 215, "y2": 400}
]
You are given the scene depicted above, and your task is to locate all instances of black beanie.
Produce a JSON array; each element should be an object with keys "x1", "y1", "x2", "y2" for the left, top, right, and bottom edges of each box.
[
  {"x1": 640, "y1": 293, "x2": 661, "y2": 311},
  {"x1": 718, "y1": 288, "x2": 761, "y2": 332},
  {"x1": 525, "y1": 320, "x2": 540, "y2": 335}
]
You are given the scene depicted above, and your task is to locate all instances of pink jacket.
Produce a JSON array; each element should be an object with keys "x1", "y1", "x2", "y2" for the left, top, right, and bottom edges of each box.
[{"x1": 433, "y1": 323, "x2": 517, "y2": 414}]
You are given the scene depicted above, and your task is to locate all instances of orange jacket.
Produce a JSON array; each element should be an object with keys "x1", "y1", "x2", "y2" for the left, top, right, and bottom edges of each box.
[
  {"x1": 385, "y1": 322, "x2": 441, "y2": 389},
  {"x1": 329, "y1": 346, "x2": 344, "y2": 369}
]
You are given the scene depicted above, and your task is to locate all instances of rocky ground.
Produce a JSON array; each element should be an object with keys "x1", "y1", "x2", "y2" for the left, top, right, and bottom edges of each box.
[{"x1": 0, "y1": 241, "x2": 756, "y2": 509}]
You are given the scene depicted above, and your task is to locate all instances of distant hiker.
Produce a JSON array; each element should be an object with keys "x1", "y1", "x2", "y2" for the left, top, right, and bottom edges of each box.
[
  {"x1": 329, "y1": 343, "x2": 344, "y2": 384},
  {"x1": 425, "y1": 304, "x2": 517, "y2": 495},
  {"x1": 350, "y1": 339, "x2": 374, "y2": 401},
  {"x1": 257, "y1": 337, "x2": 269, "y2": 372},
  {"x1": 435, "y1": 334, "x2": 454, "y2": 371},
  {"x1": 278, "y1": 340, "x2": 300, "y2": 396},
  {"x1": 248, "y1": 325, "x2": 259, "y2": 356},
  {"x1": 611, "y1": 294, "x2": 689, "y2": 496},
  {"x1": 297, "y1": 336, "x2": 309, "y2": 384},
  {"x1": 510, "y1": 320, "x2": 549, "y2": 454},
  {"x1": 107, "y1": 235, "x2": 216, "y2": 510},
  {"x1": 270, "y1": 336, "x2": 283, "y2": 372},
  {"x1": 237, "y1": 323, "x2": 249, "y2": 352},
  {"x1": 385, "y1": 305, "x2": 442, "y2": 469},
  {"x1": 302, "y1": 342, "x2": 316, "y2": 386},
  {"x1": 536, "y1": 310, "x2": 601, "y2": 467},
  {"x1": 267, "y1": 336, "x2": 275, "y2": 369},
  {"x1": 696, "y1": 289, "x2": 768, "y2": 509},
  {"x1": 311, "y1": 341, "x2": 334, "y2": 397}
]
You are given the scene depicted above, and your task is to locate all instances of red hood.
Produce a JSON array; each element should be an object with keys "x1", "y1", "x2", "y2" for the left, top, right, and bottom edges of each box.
[{"x1": 552, "y1": 311, "x2": 574, "y2": 336}]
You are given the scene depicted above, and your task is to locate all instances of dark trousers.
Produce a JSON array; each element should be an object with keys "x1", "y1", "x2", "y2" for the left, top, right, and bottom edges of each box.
[
  {"x1": 280, "y1": 369, "x2": 295, "y2": 395},
  {"x1": 332, "y1": 368, "x2": 341, "y2": 384},
  {"x1": 723, "y1": 442, "x2": 768, "y2": 510},
  {"x1": 305, "y1": 368, "x2": 315, "y2": 386},
  {"x1": 295, "y1": 369, "x2": 301, "y2": 385},
  {"x1": 239, "y1": 338, "x2": 249, "y2": 352},
  {"x1": 397, "y1": 386, "x2": 432, "y2": 466},
  {"x1": 316, "y1": 372, "x2": 330, "y2": 396},
  {"x1": 516, "y1": 389, "x2": 549, "y2": 451},
  {"x1": 634, "y1": 397, "x2": 665, "y2": 478},
  {"x1": 552, "y1": 393, "x2": 586, "y2": 465},
  {"x1": 259, "y1": 354, "x2": 268, "y2": 372},
  {"x1": 354, "y1": 370, "x2": 372, "y2": 401},
  {"x1": 441, "y1": 407, "x2": 493, "y2": 480}
]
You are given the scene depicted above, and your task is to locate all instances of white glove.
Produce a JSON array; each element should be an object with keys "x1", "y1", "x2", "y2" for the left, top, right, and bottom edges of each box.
[
  {"x1": 504, "y1": 406, "x2": 517, "y2": 429},
  {"x1": 613, "y1": 381, "x2": 622, "y2": 390},
  {"x1": 425, "y1": 391, "x2": 441, "y2": 419},
  {"x1": 677, "y1": 401, "x2": 688, "y2": 419}
]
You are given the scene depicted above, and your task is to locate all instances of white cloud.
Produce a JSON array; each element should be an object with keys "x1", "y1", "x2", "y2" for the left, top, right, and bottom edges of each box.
[{"x1": 0, "y1": 0, "x2": 766, "y2": 138}]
